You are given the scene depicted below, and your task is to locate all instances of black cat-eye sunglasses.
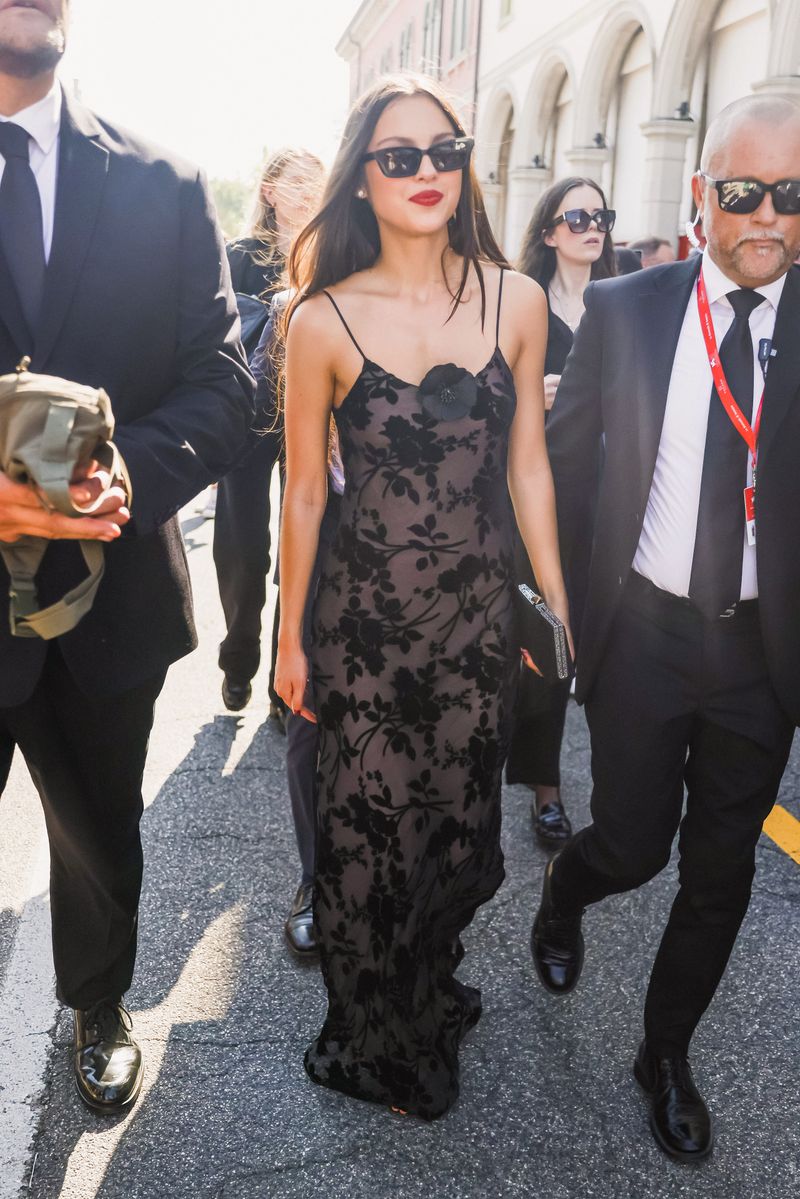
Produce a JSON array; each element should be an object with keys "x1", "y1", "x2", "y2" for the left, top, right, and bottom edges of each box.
[{"x1": 361, "y1": 137, "x2": 474, "y2": 179}]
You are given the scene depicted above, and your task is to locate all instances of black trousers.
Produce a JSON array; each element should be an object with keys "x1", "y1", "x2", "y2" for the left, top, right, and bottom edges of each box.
[
  {"x1": 213, "y1": 430, "x2": 282, "y2": 696},
  {"x1": 506, "y1": 673, "x2": 571, "y2": 786},
  {"x1": 552, "y1": 573, "x2": 794, "y2": 1055},
  {"x1": 507, "y1": 526, "x2": 576, "y2": 788},
  {"x1": 0, "y1": 645, "x2": 165, "y2": 1009}
]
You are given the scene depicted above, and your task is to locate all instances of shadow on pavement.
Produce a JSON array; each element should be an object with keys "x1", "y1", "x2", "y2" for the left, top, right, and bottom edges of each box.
[{"x1": 16, "y1": 709, "x2": 800, "y2": 1199}]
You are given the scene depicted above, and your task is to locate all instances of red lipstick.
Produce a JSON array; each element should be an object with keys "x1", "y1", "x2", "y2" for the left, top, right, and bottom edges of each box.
[{"x1": 410, "y1": 190, "x2": 444, "y2": 206}]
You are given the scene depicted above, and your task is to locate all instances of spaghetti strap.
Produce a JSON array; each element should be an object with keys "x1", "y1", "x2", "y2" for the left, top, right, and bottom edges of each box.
[
  {"x1": 323, "y1": 291, "x2": 366, "y2": 359},
  {"x1": 495, "y1": 269, "x2": 505, "y2": 350}
]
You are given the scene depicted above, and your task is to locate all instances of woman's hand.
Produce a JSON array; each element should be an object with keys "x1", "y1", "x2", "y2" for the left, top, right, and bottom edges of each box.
[
  {"x1": 274, "y1": 641, "x2": 317, "y2": 723},
  {"x1": 543, "y1": 374, "x2": 561, "y2": 411}
]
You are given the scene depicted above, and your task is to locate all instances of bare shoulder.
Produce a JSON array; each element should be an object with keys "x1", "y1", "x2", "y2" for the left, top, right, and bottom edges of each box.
[
  {"x1": 500, "y1": 269, "x2": 547, "y2": 321},
  {"x1": 285, "y1": 291, "x2": 343, "y2": 366},
  {"x1": 494, "y1": 270, "x2": 547, "y2": 368}
]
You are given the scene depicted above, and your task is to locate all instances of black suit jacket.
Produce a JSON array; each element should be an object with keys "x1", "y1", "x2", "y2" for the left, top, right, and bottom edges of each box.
[
  {"x1": 546, "y1": 254, "x2": 800, "y2": 726},
  {"x1": 0, "y1": 89, "x2": 255, "y2": 705}
]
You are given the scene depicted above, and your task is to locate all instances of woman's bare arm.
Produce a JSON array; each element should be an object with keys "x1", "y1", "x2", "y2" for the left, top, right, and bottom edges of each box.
[
  {"x1": 504, "y1": 273, "x2": 573, "y2": 653},
  {"x1": 275, "y1": 297, "x2": 338, "y2": 720}
]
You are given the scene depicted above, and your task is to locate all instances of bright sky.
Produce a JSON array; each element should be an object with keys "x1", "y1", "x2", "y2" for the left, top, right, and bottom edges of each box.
[{"x1": 61, "y1": 0, "x2": 362, "y2": 179}]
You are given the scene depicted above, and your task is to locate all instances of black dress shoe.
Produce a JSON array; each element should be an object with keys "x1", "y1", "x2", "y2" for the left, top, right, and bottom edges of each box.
[
  {"x1": 634, "y1": 1040, "x2": 714, "y2": 1162},
  {"x1": 284, "y1": 883, "x2": 318, "y2": 959},
  {"x1": 533, "y1": 798, "x2": 573, "y2": 847},
  {"x1": 530, "y1": 858, "x2": 584, "y2": 994},
  {"x1": 73, "y1": 999, "x2": 143, "y2": 1114},
  {"x1": 268, "y1": 701, "x2": 287, "y2": 735},
  {"x1": 222, "y1": 675, "x2": 252, "y2": 712}
]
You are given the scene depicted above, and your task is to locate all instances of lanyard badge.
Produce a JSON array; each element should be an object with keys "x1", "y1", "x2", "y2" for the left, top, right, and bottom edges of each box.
[{"x1": 696, "y1": 272, "x2": 765, "y2": 546}]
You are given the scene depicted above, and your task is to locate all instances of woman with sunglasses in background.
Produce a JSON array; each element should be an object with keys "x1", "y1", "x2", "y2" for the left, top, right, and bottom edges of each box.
[
  {"x1": 511, "y1": 179, "x2": 616, "y2": 847},
  {"x1": 275, "y1": 75, "x2": 571, "y2": 1119}
]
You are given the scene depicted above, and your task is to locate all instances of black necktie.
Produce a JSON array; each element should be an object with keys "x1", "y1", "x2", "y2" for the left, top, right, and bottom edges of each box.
[
  {"x1": 0, "y1": 120, "x2": 46, "y2": 334},
  {"x1": 689, "y1": 288, "x2": 763, "y2": 618}
]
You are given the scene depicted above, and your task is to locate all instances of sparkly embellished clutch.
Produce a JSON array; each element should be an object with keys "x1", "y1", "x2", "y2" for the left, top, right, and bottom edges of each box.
[{"x1": 514, "y1": 584, "x2": 571, "y2": 683}]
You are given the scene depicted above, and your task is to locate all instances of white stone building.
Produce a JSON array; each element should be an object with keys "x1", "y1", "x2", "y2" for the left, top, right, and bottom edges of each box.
[{"x1": 476, "y1": 0, "x2": 800, "y2": 255}]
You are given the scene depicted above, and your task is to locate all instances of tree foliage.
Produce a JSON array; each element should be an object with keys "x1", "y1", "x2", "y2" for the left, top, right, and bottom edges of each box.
[{"x1": 209, "y1": 177, "x2": 252, "y2": 240}]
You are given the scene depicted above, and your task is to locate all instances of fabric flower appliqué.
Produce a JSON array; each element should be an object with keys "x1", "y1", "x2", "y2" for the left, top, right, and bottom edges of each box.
[{"x1": 418, "y1": 364, "x2": 478, "y2": 423}]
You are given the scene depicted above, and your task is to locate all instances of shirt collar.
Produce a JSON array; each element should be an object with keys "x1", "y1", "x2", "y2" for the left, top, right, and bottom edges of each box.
[
  {"x1": 0, "y1": 79, "x2": 61, "y2": 156},
  {"x1": 702, "y1": 247, "x2": 788, "y2": 312}
]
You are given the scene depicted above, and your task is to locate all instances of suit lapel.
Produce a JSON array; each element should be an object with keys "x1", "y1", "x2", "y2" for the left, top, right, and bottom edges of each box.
[
  {"x1": 633, "y1": 255, "x2": 702, "y2": 510},
  {"x1": 34, "y1": 91, "x2": 109, "y2": 369},
  {"x1": 759, "y1": 265, "x2": 800, "y2": 453}
]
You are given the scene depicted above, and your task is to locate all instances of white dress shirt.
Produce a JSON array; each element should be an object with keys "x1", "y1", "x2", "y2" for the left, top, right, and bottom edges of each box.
[
  {"x1": 0, "y1": 80, "x2": 61, "y2": 261},
  {"x1": 633, "y1": 249, "x2": 786, "y2": 600}
]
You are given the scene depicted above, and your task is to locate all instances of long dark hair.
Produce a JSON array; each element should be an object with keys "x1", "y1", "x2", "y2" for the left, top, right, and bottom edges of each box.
[
  {"x1": 518, "y1": 176, "x2": 616, "y2": 289},
  {"x1": 285, "y1": 74, "x2": 509, "y2": 335}
]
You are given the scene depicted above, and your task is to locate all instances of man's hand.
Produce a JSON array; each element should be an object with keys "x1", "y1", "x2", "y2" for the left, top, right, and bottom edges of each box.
[
  {"x1": 69, "y1": 459, "x2": 131, "y2": 517},
  {"x1": 0, "y1": 469, "x2": 129, "y2": 544}
]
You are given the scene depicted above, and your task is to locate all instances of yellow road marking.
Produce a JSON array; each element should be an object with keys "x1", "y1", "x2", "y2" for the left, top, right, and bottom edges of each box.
[{"x1": 763, "y1": 804, "x2": 800, "y2": 866}]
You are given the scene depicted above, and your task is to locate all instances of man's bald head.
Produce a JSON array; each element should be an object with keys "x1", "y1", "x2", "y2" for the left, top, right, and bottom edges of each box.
[
  {"x1": 691, "y1": 93, "x2": 800, "y2": 287},
  {"x1": 701, "y1": 95, "x2": 800, "y2": 176}
]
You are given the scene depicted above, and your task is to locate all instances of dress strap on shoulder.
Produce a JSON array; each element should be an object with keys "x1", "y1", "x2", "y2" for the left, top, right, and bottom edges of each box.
[
  {"x1": 322, "y1": 291, "x2": 366, "y2": 359},
  {"x1": 495, "y1": 269, "x2": 505, "y2": 349}
]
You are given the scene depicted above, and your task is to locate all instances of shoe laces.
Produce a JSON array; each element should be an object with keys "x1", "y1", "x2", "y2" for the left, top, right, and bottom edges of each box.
[
  {"x1": 658, "y1": 1055, "x2": 695, "y2": 1091},
  {"x1": 83, "y1": 998, "x2": 132, "y2": 1042}
]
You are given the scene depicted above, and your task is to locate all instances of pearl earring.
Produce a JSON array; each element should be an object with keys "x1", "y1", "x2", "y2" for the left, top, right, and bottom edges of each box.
[{"x1": 356, "y1": 188, "x2": 367, "y2": 200}]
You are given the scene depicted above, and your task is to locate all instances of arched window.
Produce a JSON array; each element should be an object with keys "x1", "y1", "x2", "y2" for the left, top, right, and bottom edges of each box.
[
  {"x1": 545, "y1": 71, "x2": 573, "y2": 182},
  {"x1": 679, "y1": 0, "x2": 770, "y2": 229},
  {"x1": 608, "y1": 27, "x2": 652, "y2": 241},
  {"x1": 706, "y1": 0, "x2": 769, "y2": 117}
]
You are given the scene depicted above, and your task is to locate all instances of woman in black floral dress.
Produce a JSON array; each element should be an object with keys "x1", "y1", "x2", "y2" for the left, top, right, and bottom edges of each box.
[{"x1": 275, "y1": 76, "x2": 571, "y2": 1120}]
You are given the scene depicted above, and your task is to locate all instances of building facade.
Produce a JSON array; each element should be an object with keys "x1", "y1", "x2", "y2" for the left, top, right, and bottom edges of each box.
[
  {"x1": 338, "y1": 0, "x2": 800, "y2": 257},
  {"x1": 336, "y1": 0, "x2": 482, "y2": 129},
  {"x1": 477, "y1": 0, "x2": 799, "y2": 256}
]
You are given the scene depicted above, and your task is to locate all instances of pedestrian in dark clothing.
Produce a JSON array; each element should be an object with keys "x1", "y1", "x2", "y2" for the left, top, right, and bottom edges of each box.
[
  {"x1": 213, "y1": 148, "x2": 324, "y2": 718},
  {"x1": 614, "y1": 245, "x2": 643, "y2": 274},
  {"x1": 0, "y1": 0, "x2": 253, "y2": 1115},
  {"x1": 532, "y1": 95, "x2": 800, "y2": 1162},
  {"x1": 510, "y1": 177, "x2": 616, "y2": 847}
]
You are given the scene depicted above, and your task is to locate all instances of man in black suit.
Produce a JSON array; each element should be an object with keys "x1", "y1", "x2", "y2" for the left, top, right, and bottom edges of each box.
[
  {"x1": 531, "y1": 94, "x2": 800, "y2": 1161},
  {"x1": 0, "y1": 1, "x2": 254, "y2": 1112}
]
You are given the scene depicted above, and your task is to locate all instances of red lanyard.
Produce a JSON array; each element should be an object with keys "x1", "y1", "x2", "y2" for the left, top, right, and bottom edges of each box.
[{"x1": 696, "y1": 271, "x2": 763, "y2": 473}]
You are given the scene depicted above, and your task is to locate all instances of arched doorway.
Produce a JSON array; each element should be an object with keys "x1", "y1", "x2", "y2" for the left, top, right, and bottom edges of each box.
[{"x1": 608, "y1": 27, "x2": 653, "y2": 241}]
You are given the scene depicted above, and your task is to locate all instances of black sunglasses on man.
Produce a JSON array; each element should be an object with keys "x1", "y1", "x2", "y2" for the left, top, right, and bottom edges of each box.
[{"x1": 700, "y1": 173, "x2": 800, "y2": 215}]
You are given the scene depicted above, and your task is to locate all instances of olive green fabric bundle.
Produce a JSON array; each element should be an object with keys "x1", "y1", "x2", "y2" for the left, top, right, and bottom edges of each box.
[{"x1": 0, "y1": 357, "x2": 130, "y2": 639}]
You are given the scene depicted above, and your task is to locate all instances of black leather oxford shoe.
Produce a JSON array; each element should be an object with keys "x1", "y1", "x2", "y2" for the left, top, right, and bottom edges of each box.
[
  {"x1": 533, "y1": 797, "x2": 573, "y2": 848},
  {"x1": 284, "y1": 883, "x2": 318, "y2": 959},
  {"x1": 73, "y1": 999, "x2": 143, "y2": 1114},
  {"x1": 222, "y1": 675, "x2": 252, "y2": 712},
  {"x1": 634, "y1": 1040, "x2": 714, "y2": 1162},
  {"x1": 530, "y1": 858, "x2": 584, "y2": 994},
  {"x1": 268, "y1": 702, "x2": 287, "y2": 734}
]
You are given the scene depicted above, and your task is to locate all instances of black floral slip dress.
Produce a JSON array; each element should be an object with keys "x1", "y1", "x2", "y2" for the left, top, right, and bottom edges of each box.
[{"x1": 306, "y1": 270, "x2": 519, "y2": 1120}]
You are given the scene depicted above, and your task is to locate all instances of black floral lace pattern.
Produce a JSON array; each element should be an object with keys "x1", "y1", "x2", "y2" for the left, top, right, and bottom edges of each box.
[{"x1": 307, "y1": 343, "x2": 518, "y2": 1120}]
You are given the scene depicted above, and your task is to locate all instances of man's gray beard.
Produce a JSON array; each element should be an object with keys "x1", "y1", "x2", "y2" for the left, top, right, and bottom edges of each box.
[
  {"x1": 0, "y1": 26, "x2": 65, "y2": 79},
  {"x1": 728, "y1": 236, "x2": 792, "y2": 282}
]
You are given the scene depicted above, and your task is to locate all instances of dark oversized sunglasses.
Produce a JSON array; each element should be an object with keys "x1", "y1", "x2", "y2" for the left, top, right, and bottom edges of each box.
[
  {"x1": 548, "y1": 207, "x2": 616, "y2": 234},
  {"x1": 361, "y1": 137, "x2": 474, "y2": 179},
  {"x1": 700, "y1": 173, "x2": 800, "y2": 215}
]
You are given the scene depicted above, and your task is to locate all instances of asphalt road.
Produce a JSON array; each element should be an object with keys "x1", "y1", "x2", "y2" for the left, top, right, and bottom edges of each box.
[{"x1": 1, "y1": 508, "x2": 798, "y2": 1199}]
